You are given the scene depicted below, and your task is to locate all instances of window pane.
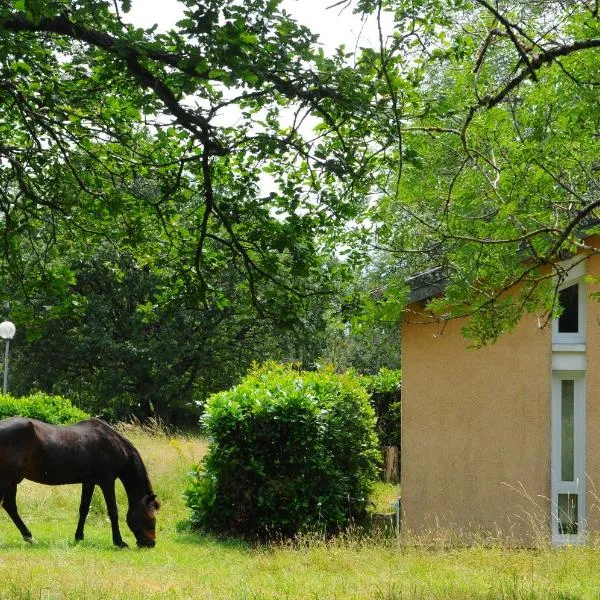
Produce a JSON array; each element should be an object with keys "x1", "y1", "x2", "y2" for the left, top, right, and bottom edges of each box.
[
  {"x1": 558, "y1": 493, "x2": 578, "y2": 535},
  {"x1": 558, "y1": 284, "x2": 579, "y2": 333},
  {"x1": 561, "y1": 380, "x2": 575, "y2": 482}
]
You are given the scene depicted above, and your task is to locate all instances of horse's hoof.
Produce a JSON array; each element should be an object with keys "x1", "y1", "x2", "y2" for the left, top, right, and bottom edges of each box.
[
  {"x1": 23, "y1": 536, "x2": 36, "y2": 544},
  {"x1": 115, "y1": 541, "x2": 128, "y2": 548}
]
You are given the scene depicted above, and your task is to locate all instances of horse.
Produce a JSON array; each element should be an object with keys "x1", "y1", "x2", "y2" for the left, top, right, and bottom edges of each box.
[{"x1": 0, "y1": 416, "x2": 159, "y2": 548}]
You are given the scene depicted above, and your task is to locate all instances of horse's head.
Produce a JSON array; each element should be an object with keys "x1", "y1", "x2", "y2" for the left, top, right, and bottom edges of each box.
[{"x1": 126, "y1": 494, "x2": 160, "y2": 548}]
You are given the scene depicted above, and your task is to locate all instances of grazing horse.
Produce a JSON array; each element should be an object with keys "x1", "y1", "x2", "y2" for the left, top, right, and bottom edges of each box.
[{"x1": 0, "y1": 416, "x2": 159, "y2": 547}]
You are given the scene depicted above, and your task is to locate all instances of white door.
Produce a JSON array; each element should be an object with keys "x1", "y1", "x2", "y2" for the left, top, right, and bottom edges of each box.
[{"x1": 551, "y1": 372, "x2": 586, "y2": 544}]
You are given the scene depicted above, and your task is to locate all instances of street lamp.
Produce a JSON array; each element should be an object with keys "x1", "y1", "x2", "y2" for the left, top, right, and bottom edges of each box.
[{"x1": 0, "y1": 321, "x2": 16, "y2": 394}]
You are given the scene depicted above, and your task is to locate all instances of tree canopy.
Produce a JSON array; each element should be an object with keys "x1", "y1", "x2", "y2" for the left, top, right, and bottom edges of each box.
[
  {"x1": 359, "y1": 0, "x2": 600, "y2": 343},
  {"x1": 0, "y1": 0, "x2": 369, "y2": 314},
  {"x1": 0, "y1": 0, "x2": 374, "y2": 416},
  {"x1": 1, "y1": 0, "x2": 600, "y2": 415}
]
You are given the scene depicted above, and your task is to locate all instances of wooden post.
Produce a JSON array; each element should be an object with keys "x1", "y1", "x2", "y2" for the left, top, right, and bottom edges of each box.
[{"x1": 383, "y1": 445, "x2": 400, "y2": 483}]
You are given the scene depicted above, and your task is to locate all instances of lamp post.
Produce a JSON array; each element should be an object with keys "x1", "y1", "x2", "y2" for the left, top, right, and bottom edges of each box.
[{"x1": 0, "y1": 321, "x2": 16, "y2": 394}]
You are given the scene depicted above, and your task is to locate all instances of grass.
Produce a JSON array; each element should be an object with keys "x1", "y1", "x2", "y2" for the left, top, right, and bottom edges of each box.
[
  {"x1": 370, "y1": 481, "x2": 401, "y2": 513},
  {"x1": 1, "y1": 428, "x2": 600, "y2": 599}
]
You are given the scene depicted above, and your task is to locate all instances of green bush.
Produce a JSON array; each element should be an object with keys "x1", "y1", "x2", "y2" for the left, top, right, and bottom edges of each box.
[
  {"x1": 361, "y1": 368, "x2": 401, "y2": 448},
  {"x1": 185, "y1": 362, "x2": 381, "y2": 538},
  {"x1": 0, "y1": 392, "x2": 89, "y2": 424}
]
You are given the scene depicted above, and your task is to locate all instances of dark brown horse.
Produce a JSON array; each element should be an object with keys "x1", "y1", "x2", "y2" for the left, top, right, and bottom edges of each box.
[{"x1": 0, "y1": 416, "x2": 159, "y2": 547}]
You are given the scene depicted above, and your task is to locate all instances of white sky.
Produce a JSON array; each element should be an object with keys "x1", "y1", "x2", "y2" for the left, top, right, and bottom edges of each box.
[{"x1": 127, "y1": 0, "x2": 389, "y2": 55}]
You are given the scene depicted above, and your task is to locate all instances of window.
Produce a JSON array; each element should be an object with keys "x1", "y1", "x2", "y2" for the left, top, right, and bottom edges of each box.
[
  {"x1": 561, "y1": 379, "x2": 575, "y2": 482},
  {"x1": 558, "y1": 494, "x2": 578, "y2": 535},
  {"x1": 558, "y1": 284, "x2": 579, "y2": 334},
  {"x1": 551, "y1": 259, "x2": 587, "y2": 544},
  {"x1": 553, "y1": 279, "x2": 586, "y2": 344}
]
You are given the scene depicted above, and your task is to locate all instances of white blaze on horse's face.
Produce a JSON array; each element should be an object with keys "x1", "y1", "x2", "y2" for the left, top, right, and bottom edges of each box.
[{"x1": 127, "y1": 494, "x2": 160, "y2": 547}]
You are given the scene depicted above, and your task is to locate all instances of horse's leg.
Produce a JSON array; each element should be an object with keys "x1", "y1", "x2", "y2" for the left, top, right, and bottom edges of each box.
[
  {"x1": 1, "y1": 483, "x2": 35, "y2": 543},
  {"x1": 99, "y1": 480, "x2": 127, "y2": 548},
  {"x1": 74, "y1": 482, "x2": 95, "y2": 542}
]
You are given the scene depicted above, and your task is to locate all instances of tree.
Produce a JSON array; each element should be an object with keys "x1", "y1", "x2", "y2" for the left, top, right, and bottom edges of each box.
[
  {"x1": 0, "y1": 0, "x2": 370, "y2": 318},
  {"x1": 9, "y1": 246, "x2": 283, "y2": 422},
  {"x1": 4, "y1": 0, "x2": 595, "y2": 367},
  {"x1": 312, "y1": 253, "x2": 403, "y2": 374},
  {"x1": 351, "y1": 1, "x2": 600, "y2": 343},
  {"x1": 0, "y1": 0, "x2": 376, "y2": 416}
]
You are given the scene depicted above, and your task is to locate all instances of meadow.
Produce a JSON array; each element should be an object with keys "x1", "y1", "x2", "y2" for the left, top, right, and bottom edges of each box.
[{"x1": 0, "y1": 426, "x2": 598, "y2": 600}]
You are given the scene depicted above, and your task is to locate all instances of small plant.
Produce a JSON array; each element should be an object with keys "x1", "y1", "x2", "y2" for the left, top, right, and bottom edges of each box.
[
  {"x1": 0, "y1": 392, "x2": 89, "y2": 424},
  {"x1": 185, "y1": 362, "x2": 381, "y2": 539}
]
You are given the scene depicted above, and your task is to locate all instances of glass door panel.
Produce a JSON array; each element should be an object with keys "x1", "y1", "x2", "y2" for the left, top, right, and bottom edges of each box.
[
  {"x1": 561, "y1": 380, "x2": 575, "y2": 482},
  {"x1": 552, "y1": 374, "x2": 585, "y2": 544}
]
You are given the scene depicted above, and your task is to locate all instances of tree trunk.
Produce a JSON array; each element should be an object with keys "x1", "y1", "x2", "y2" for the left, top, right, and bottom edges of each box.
[{"x1": 382, "y1": 445, "x2": 399, "y2": 483}]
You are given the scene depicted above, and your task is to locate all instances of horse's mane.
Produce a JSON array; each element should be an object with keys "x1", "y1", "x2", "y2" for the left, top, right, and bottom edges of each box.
[
  {"x1": 123, "y1": 440, "x2": 153, "y2": 494},
  {"x1": 102, "y1": 421, "x2": 154, "y2": 498}
]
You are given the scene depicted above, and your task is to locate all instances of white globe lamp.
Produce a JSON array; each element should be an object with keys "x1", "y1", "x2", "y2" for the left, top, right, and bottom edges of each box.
[
  {"x1": 0, "y1": 320, "x2": 16, "y2": 394},
  {"x1": 0, "y1": 321, "x2": 16, "y2": 340}
]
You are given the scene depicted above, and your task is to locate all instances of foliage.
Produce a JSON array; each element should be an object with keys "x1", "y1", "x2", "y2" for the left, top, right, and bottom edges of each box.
[
  {"x1": 8, "y1": 247, "x2": 309, "y2": 424},
  {"x1": 0, "y1": 392, "x2": 89, "y2": 424},
  {"x1": 352, "y1": 1, "x2": 600, "y2": 343},
  {"x1": 0, "y1": 0, "x2": 597, "y2": 414},
  {"x1": 0, "y1": 0, "x2": 367, "y2": 321},
  {"x1": 361, "y1": 369, "x2": 401, "y2": 448},
  {"x1": 315, "y1": 258, "x2": 404, "y2": 375},
  {"x1": 185, "y1": 362, "x2": 381, "y2": 538},
  {"x1": 320, "y1": 320, "x2": 401, "y2": 376},
  {"x1": 0, "y1": 0, "x2": 369, "y2": 419}
]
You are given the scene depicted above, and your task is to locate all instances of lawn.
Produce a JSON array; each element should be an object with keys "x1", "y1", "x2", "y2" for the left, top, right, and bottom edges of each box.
[{"x1": 0, "y1": 427, "x2": 598, "y2": 599}]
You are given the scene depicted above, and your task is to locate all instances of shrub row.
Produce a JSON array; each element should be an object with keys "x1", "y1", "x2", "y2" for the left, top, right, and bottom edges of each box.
[{"x1": 0, "y1": 392, "x2": 89, "y2": 424}]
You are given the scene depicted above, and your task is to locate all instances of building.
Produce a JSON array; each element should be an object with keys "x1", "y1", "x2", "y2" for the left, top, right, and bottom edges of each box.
[{"x1": 401, "y1": 241, "x2": 600, "y2": 545}]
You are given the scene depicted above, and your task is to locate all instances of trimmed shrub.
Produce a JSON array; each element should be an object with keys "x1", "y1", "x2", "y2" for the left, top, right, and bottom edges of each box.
[
  {"x1": 185, "y1": 362, "x2": 381, "y2": 538},
  {"x1": 0, "y1": 392, "x2": 89, "y2": 424},
  {"x1": 361, "y1": 368, "x2": 401, "y2": 448}
]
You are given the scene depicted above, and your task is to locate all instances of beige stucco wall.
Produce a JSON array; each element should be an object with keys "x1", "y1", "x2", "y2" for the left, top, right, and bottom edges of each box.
[
  {"x1": 401, "y1": 306, "x2": 552, "y2": 542},
  {"x1": 585, "y1": 249, "x2": 600, "y2": 532}
]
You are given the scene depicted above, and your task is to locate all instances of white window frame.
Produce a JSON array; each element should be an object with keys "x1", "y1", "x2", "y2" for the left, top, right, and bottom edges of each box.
[
  {"x1": 552, "y1": 260, "x2": 586, "y2": 345},
  {"x1": 551, "y1": 371, "x2": 586, "y2": 545}
]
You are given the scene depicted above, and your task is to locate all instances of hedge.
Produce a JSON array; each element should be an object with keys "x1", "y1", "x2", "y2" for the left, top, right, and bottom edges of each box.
[
  {"x1": 185, "y1": 362, "x2": 381, "y2": 538},
  {"x1": 361, "y1": 368, "x2": 401, "y2": 448},
  {"x1": 0, "y1": 392, "x2": 89, "y2": 424}
]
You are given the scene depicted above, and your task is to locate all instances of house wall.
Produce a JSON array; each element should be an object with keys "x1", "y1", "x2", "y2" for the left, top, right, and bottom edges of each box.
[
  {"x1": 585, "y1": 250, "x2": 600, "y2": 532},
  {"x1": 401, "y1": 306, "x2": 552, "y2": 541}
]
